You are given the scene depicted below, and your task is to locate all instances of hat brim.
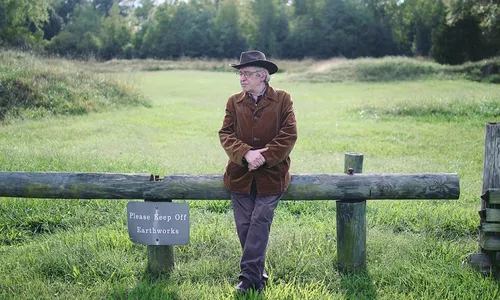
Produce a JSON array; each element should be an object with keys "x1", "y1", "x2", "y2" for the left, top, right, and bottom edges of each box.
[{"x1": 230, "y1": 60, "x2": 278, "y2": 75}]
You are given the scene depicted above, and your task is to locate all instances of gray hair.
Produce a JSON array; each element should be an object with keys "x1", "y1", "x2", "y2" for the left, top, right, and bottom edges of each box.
[{"x1": 255, "y1": 67, "x2": 271, "y2": 83}]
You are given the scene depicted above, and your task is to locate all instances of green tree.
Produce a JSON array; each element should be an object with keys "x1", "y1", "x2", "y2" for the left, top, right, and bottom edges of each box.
[
  {"x1": 448, "y1": 0, "x2": 500, "y2": 57},
  {"x1": 167, "y1": 3, "x2": 196, "y2": 57},
  {"x1": 51, "y1": 0, "x2": 84, "y2": 24},
  {"x1": 183, "y1": 0, "x2": 217, "y2": 57},
  {"x1": 408, "y1": 0, "x2": 447, "y2": 56},
  {"x1": 294, "y1": 0, "x2": 308, "y2": 16},
  {"x1": 316, "y1": 0, "x2": 351, "y2": 57},
  {"x1": 0, "y1": 0, "x2": 50, "y2": 48},
  {"x1": 252, "y1": 0, "x2": 278, "y2": 56},
  {"x1": 42, "y1": 0, "x2": 86, "y2": 41},
  {"x1": 383, "y1": 0, "x2": 414, "y2": 55},
  {"x1": 274, "y1": 3, "x2": 290, "y2": 57},
  {"x1": 100, "y1": 2, "x2": 132, "y2": 59},
  {"x1": 93, "y1": 0, "x2": 116, "y2": 16},
  {"x1": 47, "y1": 2, "x2": 103, "y2": 57},
  {"x1": 212, "y1": 0, "x2": 247, "y2": 58},
  {"x1": 135, "y1": 0, "x2": 155, "y2": 23},
  {"x1": 432, "y1": 14, "x2": 484, "y2": 64},
  {"x1": 42, "y1": 7, "x2": 63, "y2": 40},
  {"x1": 283, "y1": 0, "x2": 319, "y2": 58},
  {"x1": 147, "y1": 3, "x2": 176, "y2": 58}
]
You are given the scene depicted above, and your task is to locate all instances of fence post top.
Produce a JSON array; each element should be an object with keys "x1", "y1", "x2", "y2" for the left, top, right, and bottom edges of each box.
[{"x1": 345, "y1": 152, "x2": 364, "y2": 156}]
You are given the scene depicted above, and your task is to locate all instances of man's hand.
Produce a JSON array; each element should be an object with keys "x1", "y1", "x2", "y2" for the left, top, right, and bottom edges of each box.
[{"x1": 244, "y1": 147, "x2": 268, "y2": 171}]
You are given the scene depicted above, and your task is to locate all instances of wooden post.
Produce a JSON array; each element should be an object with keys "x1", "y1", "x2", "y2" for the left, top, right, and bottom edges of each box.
[
  {"x1": 146, "y1": 198, "x2": 175, "y2": 275},
  {"x1": 481, "y1": 123, "x2": 500, "y2": 206},
  {"x1": 468, "y1": 122, "x2": 500, "y2": 275},
  {"x1": 145, "y1": 175, "x2": 174, "y2": 275},
  {"x1": 337, "y1": 152, "x2": 366, "y2": 272}
]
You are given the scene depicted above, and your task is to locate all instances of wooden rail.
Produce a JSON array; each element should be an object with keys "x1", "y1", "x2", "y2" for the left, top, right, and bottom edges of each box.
[{"x1": 0, "y1": 172, "x2": 459, "y2": 200}]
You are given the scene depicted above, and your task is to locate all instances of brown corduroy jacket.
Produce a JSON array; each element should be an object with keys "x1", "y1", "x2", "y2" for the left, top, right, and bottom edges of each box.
[{"x1": 219, "y1": 85, "x2": 297, "y2": 195}]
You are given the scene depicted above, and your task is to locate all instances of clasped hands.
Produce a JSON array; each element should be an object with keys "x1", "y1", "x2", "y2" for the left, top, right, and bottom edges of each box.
[{"x1": 244, "y1": 147, "x2": 269, "y2": 171}]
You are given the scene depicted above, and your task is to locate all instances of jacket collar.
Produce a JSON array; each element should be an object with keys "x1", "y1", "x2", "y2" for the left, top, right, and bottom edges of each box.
[{"x1": 236, "y1": 85, "x2": 277, "y2": 103}]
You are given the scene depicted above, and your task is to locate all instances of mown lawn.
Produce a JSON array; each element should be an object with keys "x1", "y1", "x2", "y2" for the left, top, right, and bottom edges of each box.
[{"x1": 1, "y1": 70, "x2": 500, "y2": 299}]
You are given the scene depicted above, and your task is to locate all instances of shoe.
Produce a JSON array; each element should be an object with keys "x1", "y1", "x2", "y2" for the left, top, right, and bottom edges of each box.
[
  {"x1": 235, "y1": 277, "x2": 252, "y2": 294},
  {"x1": 235, "y1": 277, "x2": 264, "y2": 295},
  {"x1": 262, "y1": 270, "x2": 269, "y2": 286}
]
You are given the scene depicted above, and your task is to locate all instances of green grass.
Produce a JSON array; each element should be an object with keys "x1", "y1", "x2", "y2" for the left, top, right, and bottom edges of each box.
[
  {"x1": 1, "y1": 67, "x2": 500, "y2": 299},
  {"x1": 353, "y1": 81, "x2": 500, "y2": 122}
]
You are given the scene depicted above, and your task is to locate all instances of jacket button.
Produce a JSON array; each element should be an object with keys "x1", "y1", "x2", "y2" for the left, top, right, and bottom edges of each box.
[
  {"x1": 253, "y1": 137, "x2": 258, "y2": 141},
  {"x1": 253, "y1": 116, "x2": 258, "y2": 120}
]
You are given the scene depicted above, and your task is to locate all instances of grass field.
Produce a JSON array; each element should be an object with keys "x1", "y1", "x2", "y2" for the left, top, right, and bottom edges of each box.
[{"x1": 1, "y1": 66, "x2": 500, "y2": 299}]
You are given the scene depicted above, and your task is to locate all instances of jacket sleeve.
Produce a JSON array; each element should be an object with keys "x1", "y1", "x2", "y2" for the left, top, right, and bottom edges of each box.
[
  {"x1": 219, "y1": 97, "x2": 253, "y2": 166},
  {"x1": 262, "y1": 93, "x2": 297, "y2": 167}
]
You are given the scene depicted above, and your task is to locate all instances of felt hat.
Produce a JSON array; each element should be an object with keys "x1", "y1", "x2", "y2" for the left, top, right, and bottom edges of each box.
[{"x1": 230, "y1": 50, "x2": 278, "y2": 75}]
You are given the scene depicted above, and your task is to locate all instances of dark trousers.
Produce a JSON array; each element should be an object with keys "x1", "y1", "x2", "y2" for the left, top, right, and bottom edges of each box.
[{"x1": 231, "y1": 182, "x2": 282, "y2": 287}]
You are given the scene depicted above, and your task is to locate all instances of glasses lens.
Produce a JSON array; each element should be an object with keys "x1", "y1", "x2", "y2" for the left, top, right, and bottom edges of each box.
[{"x1": 237, "y1": 71, "x2": 259, "y2": 77}]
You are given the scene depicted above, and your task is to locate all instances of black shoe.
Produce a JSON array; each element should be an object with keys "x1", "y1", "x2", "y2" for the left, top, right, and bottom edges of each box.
[
  {"x1": 235, "y1": 277, "x2": 252, "y2": 294},
  {"x1": 262, "y1": 270, "x2": 269, "y2": 286},
  {"x1": 235, "y1": 277, "x2": 264, "y2": 295}
]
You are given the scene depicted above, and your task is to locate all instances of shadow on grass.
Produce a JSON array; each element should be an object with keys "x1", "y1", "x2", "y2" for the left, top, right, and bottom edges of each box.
[
  {"x1": 339, "y1": 270, "x2": 377, "y2": 300},
  {"x1": 110, "y1": 271, "x2": 179, "y2": 300}
]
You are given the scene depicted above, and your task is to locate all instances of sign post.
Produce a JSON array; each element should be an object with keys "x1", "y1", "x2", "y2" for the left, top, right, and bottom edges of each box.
[{"x1": 127, "y1": 200, "x2": 190, "y2": 275}]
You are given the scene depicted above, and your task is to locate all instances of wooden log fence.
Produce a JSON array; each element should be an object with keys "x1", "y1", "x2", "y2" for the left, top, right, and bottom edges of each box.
[
  {"x1": 0, "y1": 172, "x2": 459, "y2": 201},
  {"x1": 0, "y1": 156, "x2": 460, "y2": 275}
]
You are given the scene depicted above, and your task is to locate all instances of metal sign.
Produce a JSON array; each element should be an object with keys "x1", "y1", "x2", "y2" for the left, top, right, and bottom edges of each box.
[{"x1": 127, "y1": 201, "x2": 190, "y2": 245}]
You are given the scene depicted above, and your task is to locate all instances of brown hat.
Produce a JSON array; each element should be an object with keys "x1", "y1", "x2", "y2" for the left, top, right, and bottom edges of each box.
[{"x1": 230, "y1": 50, "x2": 278, "y2": 75}]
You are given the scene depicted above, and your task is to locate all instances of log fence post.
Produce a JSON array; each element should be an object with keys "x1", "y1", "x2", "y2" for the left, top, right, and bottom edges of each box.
[
  {"x1": 337, "y1": 152, "x2": 366, "y2": 272},
  {"x1": 0, "y1": 165, "x2": 461, "y2": 275}
]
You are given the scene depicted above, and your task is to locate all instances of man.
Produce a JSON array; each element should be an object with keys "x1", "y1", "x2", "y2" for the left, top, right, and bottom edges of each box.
[{"x1": 219, "y1": 50, "x2": 297, "y2": 294}]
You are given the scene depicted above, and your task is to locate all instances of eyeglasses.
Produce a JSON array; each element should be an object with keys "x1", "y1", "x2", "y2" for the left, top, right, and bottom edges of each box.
[{"x1": 236, "y1": 70, "x2": 261, "y2": 77}]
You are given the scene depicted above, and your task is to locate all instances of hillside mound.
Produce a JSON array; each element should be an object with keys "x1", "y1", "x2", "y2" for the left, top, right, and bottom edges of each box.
[
  {"x1": 0, "y1": 51, "x2": 150, "y2": 123},
  {"x1": 286, "y1": 56, "x2": 500, "y2": 83}
]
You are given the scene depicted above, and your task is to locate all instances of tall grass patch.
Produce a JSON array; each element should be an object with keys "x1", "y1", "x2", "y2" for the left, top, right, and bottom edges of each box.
[
  {"x1": 0, "y1": 198, "x2": 128, "y2": 245},
  {"x1": 0, "y1": 51, "x2": 150, "y2": 123}
]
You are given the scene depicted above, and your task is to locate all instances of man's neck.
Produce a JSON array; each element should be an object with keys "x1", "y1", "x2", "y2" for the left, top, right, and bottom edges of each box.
[{"x1": 249, "y1": 84, "x2": 267, "y2": 101}]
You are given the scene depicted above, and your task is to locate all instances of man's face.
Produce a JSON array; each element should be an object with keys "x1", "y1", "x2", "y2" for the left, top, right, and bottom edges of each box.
[{"x1": 238, "y1": 66, "x2": 264, "y2": 94}]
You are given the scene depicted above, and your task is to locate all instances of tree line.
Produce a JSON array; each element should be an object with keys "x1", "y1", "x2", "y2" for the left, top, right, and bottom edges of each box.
[{"x1": 0, "y1": 0, "x2": 498, "y2": 65}]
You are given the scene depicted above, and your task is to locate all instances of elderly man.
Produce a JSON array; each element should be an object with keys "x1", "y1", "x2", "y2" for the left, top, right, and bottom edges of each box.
[{"x1": 219, "y1": 50, "x2": 298, "y2": 294}]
